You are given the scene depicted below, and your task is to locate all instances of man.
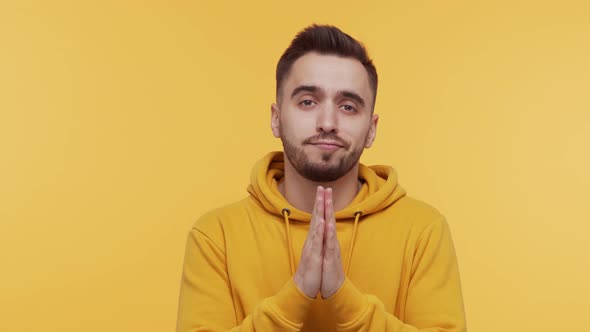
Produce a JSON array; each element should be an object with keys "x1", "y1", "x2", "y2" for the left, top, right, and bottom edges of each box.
[{"x1": 177, "y1": 24, "x2": 466, "y2": 331}]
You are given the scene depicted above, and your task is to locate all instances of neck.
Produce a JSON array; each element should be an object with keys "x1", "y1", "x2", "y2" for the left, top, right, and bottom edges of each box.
[{"x1": 278, "y1": 154, "x2": 361, "y2": 213}]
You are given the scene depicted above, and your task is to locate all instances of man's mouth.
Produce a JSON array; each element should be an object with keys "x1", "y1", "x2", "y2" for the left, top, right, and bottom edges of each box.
[{"x1": 309, "y1": 141, "x2": 344, "y2": 150}]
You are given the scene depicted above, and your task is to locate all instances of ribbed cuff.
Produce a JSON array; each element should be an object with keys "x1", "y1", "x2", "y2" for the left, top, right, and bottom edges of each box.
[
  {"x1": 323, "y1": 277, "x2": 368, "y2": 325},
  {"x1": 267, "y1": 277, "x2": 315, "y2": 326}
]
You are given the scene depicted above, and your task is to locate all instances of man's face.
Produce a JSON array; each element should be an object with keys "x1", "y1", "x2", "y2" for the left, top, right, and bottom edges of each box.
[{"x1": 271, "y1": 52, "x2": 379, "y2": 182}]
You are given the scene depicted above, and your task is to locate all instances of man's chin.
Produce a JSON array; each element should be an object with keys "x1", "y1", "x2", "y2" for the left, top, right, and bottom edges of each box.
[
  {"x1": 305, "y1": 148, "x2": 342, "y2": 162},
  {"x1": 308, "y1": 155, "x2": 340, "y2": 166}
]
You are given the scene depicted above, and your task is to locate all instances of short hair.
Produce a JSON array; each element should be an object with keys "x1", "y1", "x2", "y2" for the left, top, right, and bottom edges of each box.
[{"x1": 276, "y1": 24, "x2": 378, "y2": 109}]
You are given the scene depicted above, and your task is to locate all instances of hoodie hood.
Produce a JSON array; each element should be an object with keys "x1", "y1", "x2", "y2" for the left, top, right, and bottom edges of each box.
[{"x1": 247, "y1": 151, "x2": 406, "y2": 222}]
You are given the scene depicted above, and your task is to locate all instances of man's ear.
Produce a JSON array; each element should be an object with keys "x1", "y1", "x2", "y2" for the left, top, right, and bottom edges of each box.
[
  {"x1": 271, "y1": 103, "x2": 281, "y2": 138},
  {"x1": 364, "y1": 113, "x2": 379, "y2": 148}
]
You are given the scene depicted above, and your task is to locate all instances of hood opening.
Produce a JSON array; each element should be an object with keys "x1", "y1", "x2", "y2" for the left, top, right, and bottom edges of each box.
[
  {"x1": 249, "y1": 152, "x2": 406, "y2": 277},
  {"x1": 282, "y1": 208, "x2": 363, "y2": 277}
]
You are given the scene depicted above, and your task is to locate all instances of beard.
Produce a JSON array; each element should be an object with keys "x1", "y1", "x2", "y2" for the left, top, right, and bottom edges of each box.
[{"x1": 281, "y1": 132, "x2": 365, "y2": 182}]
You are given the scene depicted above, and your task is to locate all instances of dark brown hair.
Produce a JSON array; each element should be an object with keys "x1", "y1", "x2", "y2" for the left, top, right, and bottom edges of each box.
[{"x1": 276, "y1": 24, "x2": 378, "y2": 108}]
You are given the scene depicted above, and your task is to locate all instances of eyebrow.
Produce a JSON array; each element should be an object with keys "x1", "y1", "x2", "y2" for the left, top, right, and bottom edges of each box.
[
  {"x1": 340, "y1": 91, "x2": 366, "y2": 108},
  {"x1": 290, "y1": 85, "x2": 366, "y2": 108},
  {"x1": 290, "y1": 85, "x2": 318, "y2": 98}
]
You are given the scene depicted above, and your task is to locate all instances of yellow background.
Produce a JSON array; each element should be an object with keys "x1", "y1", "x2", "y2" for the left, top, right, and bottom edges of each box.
[{"x1": 1, "y1": 1, "x2": 589, "y2": 331}]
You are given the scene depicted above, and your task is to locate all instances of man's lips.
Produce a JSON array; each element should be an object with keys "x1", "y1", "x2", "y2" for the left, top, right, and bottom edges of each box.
[
  {"x1": 308, "y1": 141, "x2": 344, "y2": 150},
  {"x1": 310, "y1": 140, "x2": 343, "y2": 146}
]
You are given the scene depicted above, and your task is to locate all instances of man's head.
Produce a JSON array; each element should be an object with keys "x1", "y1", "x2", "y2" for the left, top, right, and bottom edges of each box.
[
  {"x1": 275, "y1": 24, "x2": 378, "y2": 109},
  {"x1": 271, "y1": 25, "x2": 379, "y2": 182}
]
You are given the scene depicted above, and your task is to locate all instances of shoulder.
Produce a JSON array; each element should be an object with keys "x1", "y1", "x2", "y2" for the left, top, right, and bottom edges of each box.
[
  {"x1": 387, "y1": 195, "x2": 448, "y2": 231},
  {"x1": 190, "y1": 197, "x2": 256, "y2": 237},
  {"x1": 380, "y1": 196, "x2": 457, "y2": 254}
]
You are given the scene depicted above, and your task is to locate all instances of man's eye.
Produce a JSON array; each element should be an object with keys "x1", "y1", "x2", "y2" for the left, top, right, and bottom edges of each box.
[
  {"x1": 342, "y1": 105, "x2": 357, "y2": 112},
  {"x1": 300, "y1": 100, "x2": 314, "y2": 106}
]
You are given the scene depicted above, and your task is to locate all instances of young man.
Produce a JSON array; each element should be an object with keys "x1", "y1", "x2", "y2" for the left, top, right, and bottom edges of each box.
[{"x1": 176, "y1": 24, "x2": 466, "y2": 331}]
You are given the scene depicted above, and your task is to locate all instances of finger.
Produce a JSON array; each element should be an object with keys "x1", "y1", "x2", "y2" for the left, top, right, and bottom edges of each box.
[
  {"x1": 315, "y1": 186, "x2": 324, "y2": 225},
  {"x1": 325, "y1": 212, "x2": 338, "y2": 253},
  {"x1": 311, "y1": 187, "x2": 325, "y2": 255},
  {"x1": 325, "y1": 220, "x2": 338, "y2": 260},
  {"x1": 324, "y1": 188, "x2": 340, "y2": 254},
  {"x1": 325, "y1": 187, "x2": 334, "y2": 225},
  {"x1": 304, "y1": 186, "x2": 324, "y2": 249},
  {"x1": 314, "y1": 217, "x2": 325, "y2": 259}
]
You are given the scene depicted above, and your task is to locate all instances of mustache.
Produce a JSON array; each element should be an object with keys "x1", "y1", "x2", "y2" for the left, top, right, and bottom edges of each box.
[{"x1": 302, "y1": 133, "x2": 350, "y2": 149}]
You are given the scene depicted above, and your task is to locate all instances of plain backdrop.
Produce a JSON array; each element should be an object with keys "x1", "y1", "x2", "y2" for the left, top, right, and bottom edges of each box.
[{"x1": 1, "y1": 1, "x2": 589, "y2": 331}]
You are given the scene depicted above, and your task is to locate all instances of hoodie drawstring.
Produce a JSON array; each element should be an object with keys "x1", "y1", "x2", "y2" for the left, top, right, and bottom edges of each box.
[
  {"x1": 345, "y1": 211, "x2": 362, "y2": 275},
  {"x1": 282, "y1": 208, "x2": 295, "y2": 275},
  {"x1": 281, "y1": 208, "x2": 362, "y2": 277}
]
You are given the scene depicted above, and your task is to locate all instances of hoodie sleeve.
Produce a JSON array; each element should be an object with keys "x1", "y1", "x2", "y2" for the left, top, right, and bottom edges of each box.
[
  {"x1": 323, "y1": 217, "x2": 466, "y2": 332},
  {"x1": 176, "y1": 228, "x2": 314, "y2": 332}
]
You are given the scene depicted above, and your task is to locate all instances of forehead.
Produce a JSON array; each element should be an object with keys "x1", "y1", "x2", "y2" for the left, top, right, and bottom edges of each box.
[{"x1": 283, "y1": 52, "x2": 372, "y2": 99}]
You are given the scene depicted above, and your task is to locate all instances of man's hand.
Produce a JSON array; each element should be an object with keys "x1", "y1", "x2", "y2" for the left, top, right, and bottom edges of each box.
[
  {"x1": 293, "y1": 186, "x2": 345, "y2": 299},
  {"x1": 320, "y1": 188, "x2": 345, "y2": 299},
  {"x1": 293, "y1": 186, "x2": 326, "y2": 298}
]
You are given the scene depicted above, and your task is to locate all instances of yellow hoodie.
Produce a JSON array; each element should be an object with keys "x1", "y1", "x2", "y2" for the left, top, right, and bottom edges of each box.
[{"x1": 177, "y1": 152, "x2": 466, "y2": 332}]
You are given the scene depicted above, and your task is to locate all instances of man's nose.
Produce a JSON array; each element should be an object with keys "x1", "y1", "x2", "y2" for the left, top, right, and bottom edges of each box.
[{"x1": 316, "y1": 104, "x2": 338, "y2": 133}]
